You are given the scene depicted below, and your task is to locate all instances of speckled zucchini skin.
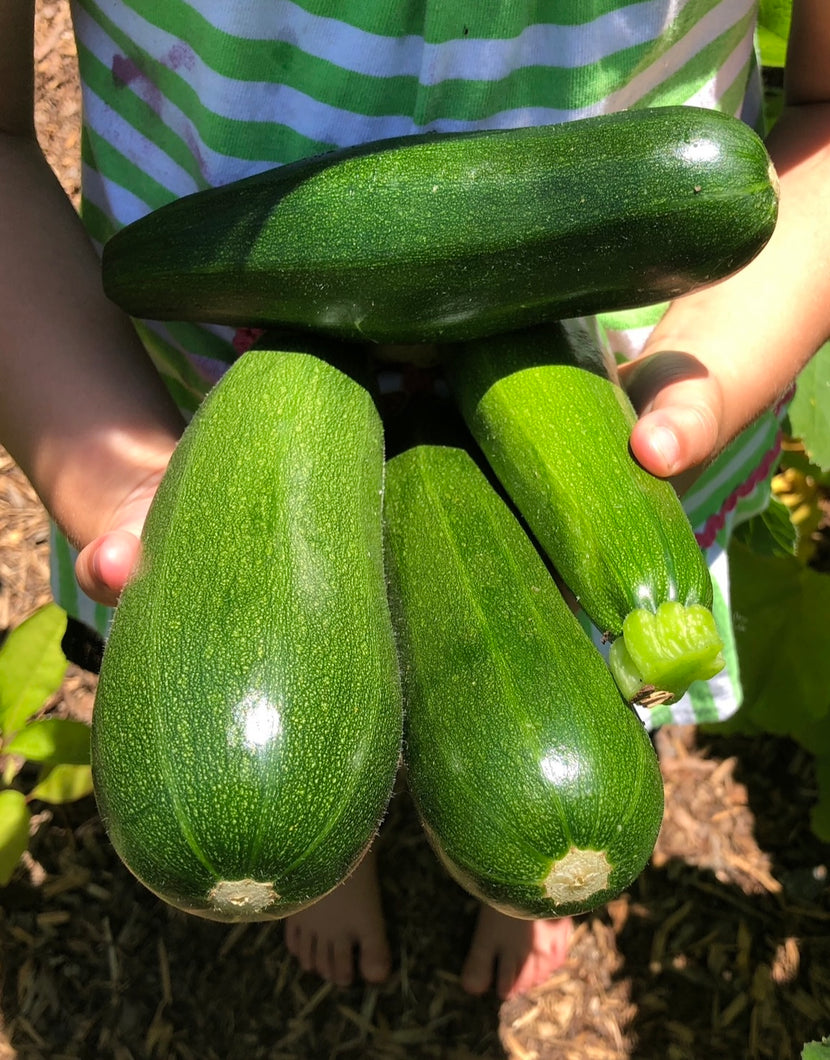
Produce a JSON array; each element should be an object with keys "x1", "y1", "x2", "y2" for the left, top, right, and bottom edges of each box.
[
  {"x1": 92, "y1": 335, "x2": 403, "y2": 921},
  {"x1": 444, "y1": 321, "x2": 713, "y2": 640},
  {"x1": 384, "y1": 444, "x2": 664, "y2": 919},
  {"x1": 102, "y1": 107, "x2": 777, "y2": 345}
]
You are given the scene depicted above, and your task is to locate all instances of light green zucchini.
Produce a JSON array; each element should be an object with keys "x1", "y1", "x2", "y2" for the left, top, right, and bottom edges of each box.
[{"x1": 444, "y1": 321, "x2": 725, "y2": 705}]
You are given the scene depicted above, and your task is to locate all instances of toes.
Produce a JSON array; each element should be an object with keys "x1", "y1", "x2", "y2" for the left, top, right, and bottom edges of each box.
[
  {"x1": 503, "y1": 917, "x2": 574, "y2": 998},
  {"x1": 549, "y1": 918, "x2": 574, "y2": 965},
  {"x1": 503, "y1": 953, "x2": 539, "y2": 1000},
  {"x1": 461, "y1": 908, "x2": 575, "y2": 999},
  {"x1": 331, "y1": 938, "x2": 356, "y2": 987},
  {"x1": 288, "y1": 924, "x2": 317, "y2": 975},
  {"x1": 359, "y1": 939, "x2": 391, "y2": 984},
  {"x1": 460, "y1": 941, "x2": 496, "y2": 996},
  {"x1": 285, "y1": 924, "x2": 378, "y2": 988},
  {"x1": 495, "y1": 954, "x2": 521, "y2": 1000}
]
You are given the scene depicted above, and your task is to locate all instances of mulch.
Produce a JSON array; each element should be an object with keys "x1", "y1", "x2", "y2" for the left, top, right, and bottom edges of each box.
[{"x1": 0, "y1": 4, "x2": 827, "y2": 1057}]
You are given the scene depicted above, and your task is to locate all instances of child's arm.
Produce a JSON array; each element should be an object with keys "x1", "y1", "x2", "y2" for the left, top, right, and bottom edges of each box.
[
  {"x1": 624, "y1": 0, "x2": 830, "y2": 480},
  {"x1": 0, "y1": 0, "x2": 183, "y2": 605}
]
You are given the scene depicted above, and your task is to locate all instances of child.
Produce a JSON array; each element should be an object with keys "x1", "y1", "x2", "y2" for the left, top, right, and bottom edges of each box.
[{"x1": 2, "y1": 0, "x2": 829, "y2": 999}]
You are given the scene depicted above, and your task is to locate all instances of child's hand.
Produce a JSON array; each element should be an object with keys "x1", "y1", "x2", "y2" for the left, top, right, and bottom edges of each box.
[
  {"x1": 620, "y1": 350, "x2": 724, "y2": 481},
  {"x1": 73, "y1": 467, "x2": 168, "y2": 607},
  {"x1": 75, "y1": 530, "x2": 143, "y2": 608},
  {"x1": 618, "y1": 102, "x2": 830, "y2": 484},
  {"x1": 616, "y1": 22, "x2": 830, "y2": 483}
]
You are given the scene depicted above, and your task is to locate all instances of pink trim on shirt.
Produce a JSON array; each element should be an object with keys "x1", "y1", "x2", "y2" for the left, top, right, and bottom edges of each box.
[
  {"x1": 232, "y1": 327, "x2": 265, "y2": 356},
  {"x1": 694, "y1": 386, "x2": 794, "y2": 548},
  {"x1": 693, "y1": 433, "x2": 782, "y2": 549}
]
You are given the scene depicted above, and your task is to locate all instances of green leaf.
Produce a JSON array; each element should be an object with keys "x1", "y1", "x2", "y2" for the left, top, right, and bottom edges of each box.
[
  {"x1": 758, "y1": 0, "x2": 793, "y2": 39},
  {"x1": 729, "y1": 541, "x2": 830, "y2": 734},
  {"x1": 732, "y1": 494, "x2": 797, "y2": 558},
  {"x1": 788, "y1": 343, "x2": 830, "y2": 472},
  {"x1": 757, "y1": 26, "x2": 788, "y2": 68},
  {"x1": 5, "y1": 718, "x2": 90, "y2": 766},
  {"x1": 0, "y1": 789, "x2": 31, "y2": 885},
  {"x1": 0, "y1": 604, "x2": 68, "y2": 737},
  {"x1": 757, "y1": 0, "x2": 792, "y2": 67},
  {"x1": 791, "y1": 712, "x2": 830, "y2": 759},
  {"x1": 803, "y1": 1038, "x2": 830, "y2": 1059},
  {"x1": 29, "y1": 764, "x2": 94, "y2": 805}
]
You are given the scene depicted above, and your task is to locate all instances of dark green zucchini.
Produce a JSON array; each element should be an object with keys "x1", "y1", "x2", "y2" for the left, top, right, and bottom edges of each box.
[
  {"x1": 443, "y1": 321, "x2": 725, "y2": 705},
  {"x1": 384, "y1": 443, "x2": 664, "y2": 919},
  {"x1": 102, "y1": 107, "x2": 777, "y2": 345},
  {"x1": 92, "y1": 333, "x2": 402, "y2": 921}
]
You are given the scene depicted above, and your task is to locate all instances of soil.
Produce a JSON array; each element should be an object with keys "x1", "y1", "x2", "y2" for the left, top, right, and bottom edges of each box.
[{"x1": 0, "y1": 4, "x2": 828, "y2": 1058}]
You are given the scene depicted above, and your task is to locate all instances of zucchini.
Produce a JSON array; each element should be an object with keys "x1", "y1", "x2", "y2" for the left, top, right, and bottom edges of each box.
[
  {"x1": 384, "y1": 444, "x2": 664, "y2": 919},
  {"x1": 102, "y1": 107, "x2": 777, "y2": 345},
  {"x1": 443, "y1": 321, "x2": 725, "y2": 705},
  {"x1": 92, "y1": 334, "x2": 403, "y2": 921}
]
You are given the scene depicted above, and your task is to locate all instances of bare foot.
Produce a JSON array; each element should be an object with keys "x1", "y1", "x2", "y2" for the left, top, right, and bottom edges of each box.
[
  {"x1": 283, "y1": 848, "x2": 391, "y2": 988},
  {"x1": 460, "y1": 904, "x2": 573, "y2": 1000}
]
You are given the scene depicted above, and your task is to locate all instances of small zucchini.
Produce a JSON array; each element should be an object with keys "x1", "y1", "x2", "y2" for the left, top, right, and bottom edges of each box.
[
  {"x1": 384, "y1": 443, "x2": 664, "y2": 919},
  {"x1": 92, "y1": 333, "x2": 403, "y2": 921},
  {"x1": 443, "y1": 321, "x2": 725, "y2": 705}
]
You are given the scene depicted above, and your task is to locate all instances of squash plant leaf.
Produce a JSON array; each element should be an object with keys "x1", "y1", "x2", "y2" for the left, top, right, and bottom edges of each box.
[
  {"x1": 5, "y1": 718, "x2": 91, "y2": 767},
  {"x1": 29, "y1": 763, "x2": 94, "y2": 805},
  {"x1": 732, "y1": 494, "x2": 797, "y2": 559},
  {"x1": 0, "y1": 603, "x2": 68, "y2": 737},
  {"x1": 790, "y1": 712, "x2": 830, "y2": 759},
  {"x1": 803, "y1": 1039, "x2": 830, "y2": 1059},
  {"x1": 788, "y1": 342, "x2": 830, "y2": 473},
  {"x1": 0, "y1": 789, "x2": 31, "y2": 885},
  {"x1": 729, "y1": 541, "x2": 830, "y2": 735}
]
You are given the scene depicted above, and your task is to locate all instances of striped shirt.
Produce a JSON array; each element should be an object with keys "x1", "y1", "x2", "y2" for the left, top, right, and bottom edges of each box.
[{"x1": 56, "y1": 0, "x2": 784, "y2": 725}]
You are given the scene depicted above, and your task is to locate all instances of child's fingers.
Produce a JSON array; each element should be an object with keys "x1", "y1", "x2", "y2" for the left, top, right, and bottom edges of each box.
[
  {"x1": 620, "y1": 351, "x2": 724, "y2": 478},
  {"x1": 75, "y1": 529, "x2": 142, "y2": 606},
  {"x1": 629, "y1": 401, "x2": 720, "y2": 479}
]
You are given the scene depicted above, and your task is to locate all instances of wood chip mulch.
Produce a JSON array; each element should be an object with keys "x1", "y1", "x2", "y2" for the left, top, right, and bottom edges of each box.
[{"x1": 0, "y1": 3, "x2": 828, "y2": 1058}]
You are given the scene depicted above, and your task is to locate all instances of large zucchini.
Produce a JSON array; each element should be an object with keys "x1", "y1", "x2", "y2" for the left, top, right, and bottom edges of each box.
[
  {"x1": 102, "y1": 107, "x2": 777, "y2": 345},
  {"x1": 92, "y1": 334, "x2": 403, "y2": 921},
  {"x1": 443, "y1": 321, "x2": 725, "y2": 705},
  {"x1": 384, "y1": 444, "x2": 664, "y2": 918}
]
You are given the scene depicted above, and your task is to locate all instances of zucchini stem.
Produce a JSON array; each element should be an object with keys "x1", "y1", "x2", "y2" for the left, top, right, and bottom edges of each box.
[{"x1": 607, "y1": 600, "x2": 725, "y2": 704}]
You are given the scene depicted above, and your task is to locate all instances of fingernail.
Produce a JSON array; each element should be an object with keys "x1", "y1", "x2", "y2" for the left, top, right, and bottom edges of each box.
[{"x1": 649, "y1": 425, "x2": 679, "y2": 472}]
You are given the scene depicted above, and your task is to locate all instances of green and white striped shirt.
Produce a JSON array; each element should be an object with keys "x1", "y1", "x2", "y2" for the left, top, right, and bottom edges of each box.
[{"x1": 57, "y1": 0, "x2": 784, "y2": 725}]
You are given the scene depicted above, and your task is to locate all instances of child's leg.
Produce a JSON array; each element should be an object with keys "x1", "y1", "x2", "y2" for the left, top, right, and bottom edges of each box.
[
  {"x1": 283, "y1": 847, "x2": 391, "y2": 988},
  {"x1": 283, "y1": 849, "x2": 572, "y2": 996}
]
